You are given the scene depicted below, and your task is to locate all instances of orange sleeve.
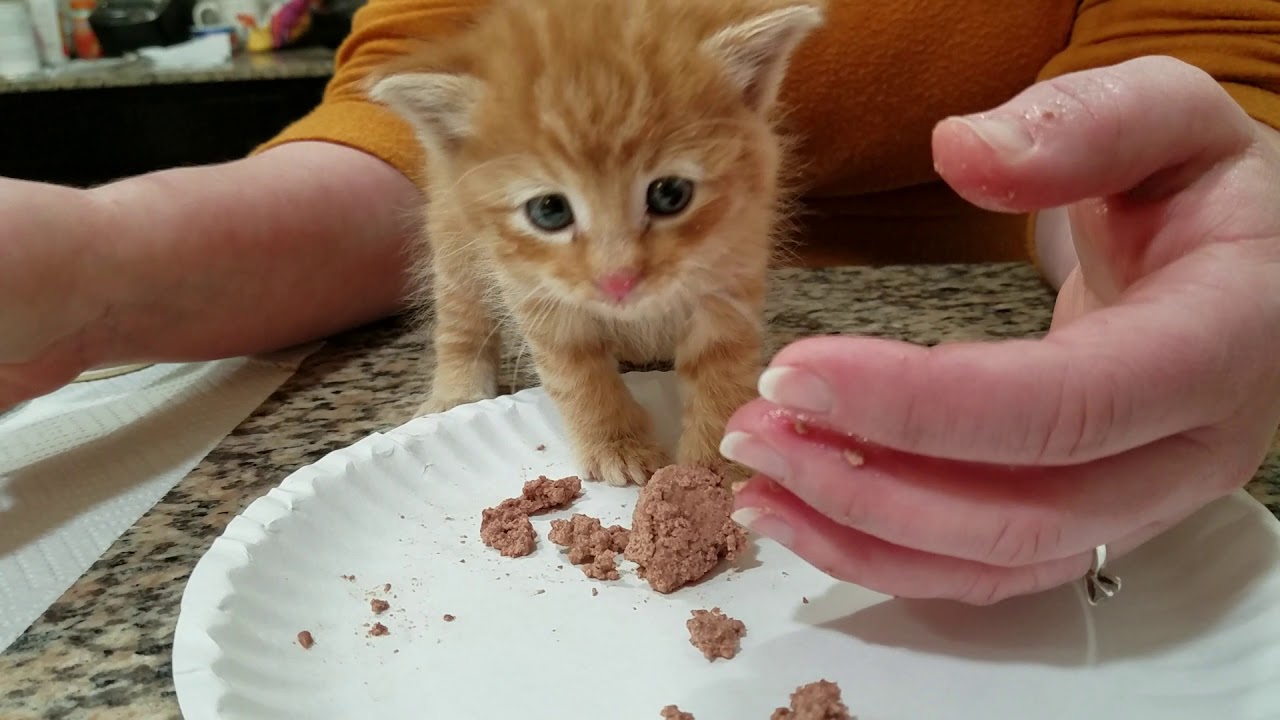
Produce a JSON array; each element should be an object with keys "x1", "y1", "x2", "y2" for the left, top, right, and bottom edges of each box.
[
  {"x1": 1027, "y1": 0, "x2": 1280, "y2": 266},
  {"x1": 252, "y1": 0, "x2": 486, "y2": 189}
]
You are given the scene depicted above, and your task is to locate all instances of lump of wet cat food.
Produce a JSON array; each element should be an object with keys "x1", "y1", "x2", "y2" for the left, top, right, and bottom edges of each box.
[
  {"x1": 623, "y1": 465, "x2": 748, "y2": 593},
  {"x1": 297, "y1": 630, "x2": 315, "y2": 649},
  {"x1": 480, "y1": 475, "x2": 583, "y2": 557},
  {"x1": 770, "y1": 680, "x2": 851, "y2": 720},
  {"x1": 548, "y1": 513, "x2": 631, "y2": 580},
  {"x1": 660, "y1": 706, "x2": 695, "y2": 719},
  {"x1": 480, "y1": 510, "x2": 537, "y2": 557},
  {"x1": 686, "y1": 607, "x2": 746, "y2": 661}
]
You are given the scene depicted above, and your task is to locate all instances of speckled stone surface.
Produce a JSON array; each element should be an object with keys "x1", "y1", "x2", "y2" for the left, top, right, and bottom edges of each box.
[
  {"x1": 0, "y1": 47, "x2": 333, "y2": 95},
  {"x1": 0, "y1": 262, "x2": 1276, "y2": 718}
]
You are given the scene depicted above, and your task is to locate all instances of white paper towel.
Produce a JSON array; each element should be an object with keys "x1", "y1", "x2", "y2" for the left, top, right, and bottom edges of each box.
[{"x1": 0, "y1": 345, "x2": 318, "y2": 651}]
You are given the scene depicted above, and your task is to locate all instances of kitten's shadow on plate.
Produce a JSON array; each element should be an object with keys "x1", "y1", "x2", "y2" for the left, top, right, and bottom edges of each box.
[{"x1": 793, "y1": 496, "x2": 1279, "y2": 667}]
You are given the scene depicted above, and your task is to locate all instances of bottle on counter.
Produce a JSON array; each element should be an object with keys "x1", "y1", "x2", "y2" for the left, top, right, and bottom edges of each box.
[
  {"x1": 67, "y1": 0, "x2": 100, "y2": 60},
  {"x1": 26, "y1": 0, "x2": 68, "y2": 67},
  {"x1": 0, "y1": 0, "x2": 43, "y2": 78}
]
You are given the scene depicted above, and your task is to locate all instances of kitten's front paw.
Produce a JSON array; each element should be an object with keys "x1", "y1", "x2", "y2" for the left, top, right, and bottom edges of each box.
[
  {"x1": 678, "y1": 441, "x2": 751, "y2": 488},
  {"x1": 581, "y1": 437, "x2": 667, "y2": 487},
  {"x1": 415, "y1": 389, "x2": 495, "y2": 417}
]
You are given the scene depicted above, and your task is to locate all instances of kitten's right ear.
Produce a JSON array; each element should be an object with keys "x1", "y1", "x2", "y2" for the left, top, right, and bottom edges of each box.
[
  {"x1": 702, "y1": 3, "x2": 825, "y2": 115},
  {"x1": 367, "y1": 72, "x2": 482, "y2": 152}
]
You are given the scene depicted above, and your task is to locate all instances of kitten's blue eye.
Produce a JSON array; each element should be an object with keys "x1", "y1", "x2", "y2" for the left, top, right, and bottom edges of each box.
[
  {"x1": 525, "y1": 194, "x2": 574, "y2": 232},
  {"x1": 646, "y1": 177, "x2": 694, "y2": 216}
]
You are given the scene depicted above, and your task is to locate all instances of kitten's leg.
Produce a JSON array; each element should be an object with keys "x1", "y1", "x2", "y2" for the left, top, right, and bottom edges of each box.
[
  {"x1": 524, "y1": 314, "x2": 666, "y2": 487},
  {"x1": 675, "y1": 286, "x2": 765, "y2": 485},
  {"x1": 415, "y1": 225, "x2": 500, "y2": 416}
]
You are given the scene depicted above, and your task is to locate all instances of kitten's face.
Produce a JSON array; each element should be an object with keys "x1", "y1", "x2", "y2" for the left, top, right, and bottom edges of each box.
[
  {"x1": 451, "y1": 107, "x2": 773, "y2": 315},
  {"x1": 370, "y1": 0, "x2": 824, "y2": 316}
]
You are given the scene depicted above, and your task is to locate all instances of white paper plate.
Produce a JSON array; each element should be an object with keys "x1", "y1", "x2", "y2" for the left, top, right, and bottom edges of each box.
[{"x1": 173, "y1": 371, "x2": 1280, "y2": 720}]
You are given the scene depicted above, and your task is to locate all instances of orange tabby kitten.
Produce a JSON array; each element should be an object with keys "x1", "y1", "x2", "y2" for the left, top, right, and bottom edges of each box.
[{"x1": 367, "y1": 0, "x2": 824, "y2": 486}]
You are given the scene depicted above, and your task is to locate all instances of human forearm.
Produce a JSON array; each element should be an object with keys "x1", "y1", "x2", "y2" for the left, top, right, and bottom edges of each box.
[{"x1": 89, "y1": 141, "x2": 423, "y2": 364}]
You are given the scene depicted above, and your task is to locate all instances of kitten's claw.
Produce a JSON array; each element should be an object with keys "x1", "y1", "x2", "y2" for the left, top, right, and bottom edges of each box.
[{"x1": 582, "y1": 438, "x2": 667, "y2": 487}]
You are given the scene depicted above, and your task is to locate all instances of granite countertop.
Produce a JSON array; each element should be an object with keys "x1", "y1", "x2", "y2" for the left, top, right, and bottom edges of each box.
[
  {"x1": 1, "y1": 262, "x2": 1276, "y2": 718},
  {"x1": 0, "y1": 46, "x2": 334, "y2": 95}
]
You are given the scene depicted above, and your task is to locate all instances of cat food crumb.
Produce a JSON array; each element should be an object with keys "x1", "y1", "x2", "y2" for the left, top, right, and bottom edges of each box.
[
  {"x1": 660, "y1": 706, "x2": 695, "y2": 720},
  {"x1": 443, "y1": 614, "x2": 456, "y2": 622},
  {"x1": 592, "y1": 588, "x2": 599, "y2": 596},
  {"x1": 548, "y1": 513, "x2": 631, "y2": 580},
  {"x1": 370, "y1": 599, "x2": 390, "y2": 614},
  {"x1": 686, "y1": 607, "x2": 746, "y2": 661},
  {"x1": 536, "y1": 444, "x2": 546, "y2": 451},
  {"x1": 297, "y1": 631, "x2": 315, "y2": 649},
  {"x1": 383, "y1": 583, "x2": 391, "y2": 592},
  {"x1": 369, "y1": 623, "x2": 389, "y2": 637},
  {"x1": 770, "y1": 680, "x2": 850, "y2": 719},
  {"x1": 624, "y1": 464, "x2": 749, "y2": 593},
  {"x1": 802, "y1": 597, "x2": 809, "y2": 604},
  {"x1": 480, "y1": 476, "x2": 583, "y2": 557},
  {"x1": 340, "y1": 574, "x2": 355, "y2": 582},
  {"x1": 842, "y1": 449, "x2": 864, "y2": 467}
]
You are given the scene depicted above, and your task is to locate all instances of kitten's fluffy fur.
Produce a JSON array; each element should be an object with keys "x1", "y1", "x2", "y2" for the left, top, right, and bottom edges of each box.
[{"x1": 368, "y1": 0, "x2": 824, "y2": 486}]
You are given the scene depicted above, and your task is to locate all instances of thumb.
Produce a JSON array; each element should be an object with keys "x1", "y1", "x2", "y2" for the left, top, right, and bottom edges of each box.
[{"x1": 931, "y1": 55, "x2": 1257, "y2": 212}]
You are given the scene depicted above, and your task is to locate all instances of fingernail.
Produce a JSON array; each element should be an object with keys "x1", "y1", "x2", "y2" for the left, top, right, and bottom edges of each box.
[
  {"x1": 731, "y1": 507, "x2": 795, "y2": 546},
  {"x1": 758, "y1": 366, "x2": 832, "y2": 414},
  {"x1": 953, "y1": 115, "x2": 1034, "y2": 159},
  {"x1": 720, "y1": 431, "x2": 788, "y2": 481}
]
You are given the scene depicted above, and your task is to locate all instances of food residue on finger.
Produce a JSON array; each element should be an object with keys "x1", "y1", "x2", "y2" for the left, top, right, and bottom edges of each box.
[
  {"x1": 370, "y1": 599, "x2": 390, "y2": 614},
  {"x1": 624, "y1": 465, "x2": 749, "y2": 593},
  {"x1": 548, "y1": 513, "x2": 630, "y2": 580},
  {"x1": 481, "y1": 475, "x2": 583, "y2": 557},
  {"x1": 297, "y1": 630, "x2": 315, "y2": 649},
  {"x1": 369, "y1": 623, "x2": 389, "y2": 637},
  {"x1": 771, "y1": 680, "x2": 850, "y2": 719},
  {"x1": 686, "y1": 607, "x2": 746, "y2": 661},
  {"x1": 660, "y1": 706, "x2": 695, "y2": 720}
]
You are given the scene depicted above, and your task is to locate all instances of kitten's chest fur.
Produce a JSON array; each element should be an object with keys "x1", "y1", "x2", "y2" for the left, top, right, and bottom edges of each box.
[{"x1": 497, "y1": 282, "x2": 695, "y2": 367}]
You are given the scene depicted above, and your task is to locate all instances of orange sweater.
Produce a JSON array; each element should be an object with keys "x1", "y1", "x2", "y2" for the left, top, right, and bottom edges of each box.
[{"x1": 257, "y1": 0, "x2": 1280, "y2": 265}]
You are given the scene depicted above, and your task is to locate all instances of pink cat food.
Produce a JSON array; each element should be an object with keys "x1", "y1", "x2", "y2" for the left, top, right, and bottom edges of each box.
[
  {"x1": 548, "y1": 513, "x2": 631, "y2": 580},
  {"x1": 480, "y1": 475, "x2": 583, "y2": 557},
  {"x1": 660, "y1": 706, "x2": 695, "y2": 719},
  {"x1": 624, "y1": 465, "x2": 748, "y2": 593},
  {"x1": 370, "y1": 599, "x2": 390, "y2": 614},
  {"x1": 770, "y1": 680, "x2": 851, "y2": 720},
  {"x1": 686, "y1": 607, "x2": 746, "y2": 661},
  {"x1": 296, "y1": 630, "x2": 315, "y2": 649}
]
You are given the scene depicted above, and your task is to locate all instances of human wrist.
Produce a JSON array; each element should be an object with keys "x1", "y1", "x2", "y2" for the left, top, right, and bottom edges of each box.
[{"x1": 81, "y1": 174, "x2": 173, "y2": 366}]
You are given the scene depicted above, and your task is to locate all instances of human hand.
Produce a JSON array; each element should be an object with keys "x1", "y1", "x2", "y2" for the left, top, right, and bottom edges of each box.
[
  {"x1": 0, "y1": 178, "x2": 116, "y2": 411},
  {"x1": 720, "y1": 56, "x2": 1280, "y2": 604}
]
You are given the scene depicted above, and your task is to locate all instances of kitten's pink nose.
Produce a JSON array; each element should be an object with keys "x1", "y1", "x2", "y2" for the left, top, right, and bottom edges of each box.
[{"x1": 597, "y1": 268, "x2": 640, "y2": 302}]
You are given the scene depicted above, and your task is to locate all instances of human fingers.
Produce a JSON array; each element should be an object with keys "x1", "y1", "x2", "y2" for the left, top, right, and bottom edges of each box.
[
  {"x1": 752, "y1": 251, "x2": 1271, "y2": 466},
  {"x1": 721, "y1": 400, "x2": 1244, "y2": 567},
  {"x1": 930, "y1": 55, "x2": 1258, "y2": 213},
  {"x1": 730, "y1": 475, "x2": 1171, "y2": 605}
]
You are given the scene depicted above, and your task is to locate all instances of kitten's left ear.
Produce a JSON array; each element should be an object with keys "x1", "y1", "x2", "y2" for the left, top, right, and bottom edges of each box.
[
  {"x1": 701, "y1": 3, "x2": 825, "y2": 114},
  {"x1": 367, "y1": 71, "x2": 482, "y2": 154}
]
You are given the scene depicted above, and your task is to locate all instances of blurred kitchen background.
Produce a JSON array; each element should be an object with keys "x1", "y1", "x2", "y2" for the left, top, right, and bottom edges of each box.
[{"x1": 0, "y1": 0, "x2": 361, "y2": 187}]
